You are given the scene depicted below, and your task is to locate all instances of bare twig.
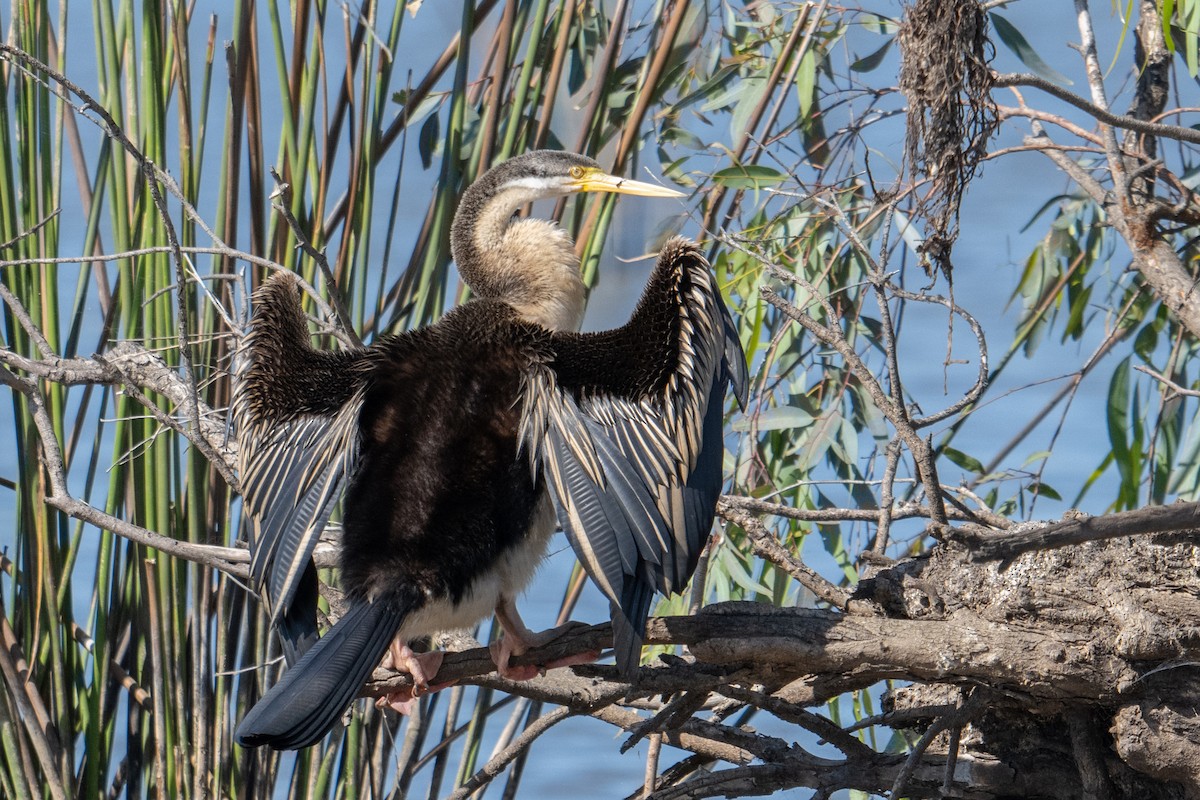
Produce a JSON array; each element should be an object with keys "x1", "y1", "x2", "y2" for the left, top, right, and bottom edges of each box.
[
  {"x1": 447, "y1": 705, "x2": 579, "y2": 800},
  {"x1": 0, "y1": 366, "x2": 248, "y2": 578},
  {"x1": 268, "y1": 168, "x2": 363, "y2": 347},
  {"x1": 874, "y1": 440, "x2": 903, "y2": 553},
  {"x1": 95, "y1": 353, "x2": 239, "y2": 487},
  {"x1": 719, "y1": 494, "x2": 1008, "y2": 528},
  {"x1": 888, "y1": 285, "x2": 989, "y2": 427},
  {"x1": 992, "y1": 72, "x2": 1200, "y2": 146},
  {"x1": 717, "y1": 500, "x2": 851, "y2": 609},
  {"x1": 0, "y1": 341, "x2": 235, "y2": 482},
  {"x1": 1135, "y1": 364, "x2": 1200, "y2": 399},
  {"x1": 891, "y1": 691, "x2": 983, "y2": 799},
  {"x1": 0, "y1": 208, "x2": 60, "y2": 253},
  {"x1": 643, "y1": 732, "x2": 663, "y2": 799}
]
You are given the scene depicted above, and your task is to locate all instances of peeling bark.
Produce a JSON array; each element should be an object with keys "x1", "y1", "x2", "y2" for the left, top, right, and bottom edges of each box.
[{"x1": 871, "y1": 532, "x2": 1200, "y2": 798}]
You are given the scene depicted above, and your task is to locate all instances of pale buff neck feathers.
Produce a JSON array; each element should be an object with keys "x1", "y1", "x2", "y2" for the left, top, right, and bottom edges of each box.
[{"x1": 460, "y1": 185, "x2": 586, "y2": 333}]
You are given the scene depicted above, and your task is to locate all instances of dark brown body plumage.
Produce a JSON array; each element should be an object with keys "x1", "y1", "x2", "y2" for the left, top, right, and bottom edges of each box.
[{"x1": 343, "y1": 301, "x2": 546, "y2": 603}]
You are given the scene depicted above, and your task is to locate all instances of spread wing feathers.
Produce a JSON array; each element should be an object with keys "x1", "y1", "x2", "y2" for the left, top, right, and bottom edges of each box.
[
  {"x1": 238, "y1": 399, "x2": 362, "y2": 629},
  {"x1": 522, "y1": 237, "x2": 745, "y2": 674},
  {"x1": 232, "y1": 272, "x2": 370, "y2": 661},
  {"x1": 717, "y1": 289, "x2": 750, "y2": 407}
]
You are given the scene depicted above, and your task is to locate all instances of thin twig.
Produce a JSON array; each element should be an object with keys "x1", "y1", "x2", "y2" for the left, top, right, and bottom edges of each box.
[
  {"x1": 890, "y1": 691, "x2": 983, "y2": 799},
  {"x1": 873, "y1": 440, "x2": 903, "y2": 554},
  {"x1": 993, "y1": 72, "x2": 1200, "y2": 146},
  {"x1": 643, "y1": 732, "x2": 662, "y2": 799},
  {"x1": 446, "y1": 705, "x2": 577, "y2": 799},
  {"x1": 268, "y1": 168, "x2": 363, "y2": 347},
  {"x1": 0, "y1": 208, "x2": 60, "y2": 253},
  {"x1": 0, "y1": 366, "x2": 248, "y2": 577},
  {"x1": 1135, "y1": 364, "x2": 1200, "y2": 398},
  {"x1": 717, "y1": 501, "x2": 850, "y2": 609}
]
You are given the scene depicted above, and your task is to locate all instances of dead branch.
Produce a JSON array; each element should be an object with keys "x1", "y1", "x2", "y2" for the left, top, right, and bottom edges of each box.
[
  {"x1": 716, "y1": 499, "x2": 851, "y2": 609},
  {"x1": 268, "y1": 168, "x2": 363, "y2": 348},
  {"x1": 0, "y1": 365, "x2": 248, "y2": 578},
  {"x1": 992, "y1": 72, "x2": 1200, "y2": 146},
  {"x1": 960, "y1": 501, "x2": 1200, "y2": 562}
]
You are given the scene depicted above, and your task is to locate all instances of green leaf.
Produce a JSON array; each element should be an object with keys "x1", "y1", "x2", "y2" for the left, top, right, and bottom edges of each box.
[
  {"x1": 1022, "y1": 450, "x2": 1053, "y2": 467},
  {"x1": 418, "y1": 112, "x2": 440, "y2": 169},
  {"x1": 661, "y1": 126, "x2": 705, "y2": 151},
  {"x1": 1134, "y1": 322, "x2": 1159, "y2": 363},
  {"x1": 711, "y1": 164, "x2": 786, "y2": 190},
  {"x1": 1028, "y1": 482, "x2": 1062, "y2": 501},
  {"x1": 729, "y1": 76, "x2": 769, "y2": 141},
  {"x1": 796, "y1": 49, "x2": 817, "y2": 119},
  {"x1": 1107, "y1": 357, "x2": 1140, "y2": 509},
  {"x1": 944, "y1": 446, "x2": 985, "y2": 474},
  {"x1": 1186, "y1": 0, "x2": 1200, "y2": 76},
  {"x1": 1164, "y1": 0, "x2": 1178, "y2": 57},
  {"x1": 716, "y1": 543, "x2": 774, "y2": 599},
  {"x1": 891, "y1": 207, "x2": 925, "y2": 259},
  {"x1": 732, "y1": 405, "x2": 814, "y2": 432},
  {"x1": 850, "y1": 38, "x2": 892, "y2": 72},
  {"x1": 391, "y1": 89, "x2": 444, "y2": 128},
  {"x1": 1107, "y1": 357, "x2": 1132, "y2": 464},
  {"x1": 659, "y1": 153, "x2": 695, "y2": 187},
  {"x1": 990, "y1": 13, "x2": 1074, "y2": 87}
]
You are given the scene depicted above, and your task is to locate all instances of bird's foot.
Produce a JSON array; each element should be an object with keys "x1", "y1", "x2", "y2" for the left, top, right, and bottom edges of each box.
[
  {"x1": 489, "y1": 621, "x2": 600, "y2": 681},
  {"x1": 375, "y1": 641, "x2": 455, "y2": 715}
]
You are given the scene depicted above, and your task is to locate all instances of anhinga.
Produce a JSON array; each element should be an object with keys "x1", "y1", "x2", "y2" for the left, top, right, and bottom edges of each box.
[{"x1": 234, "y1": 150, "x2": 747, "y2": 750}]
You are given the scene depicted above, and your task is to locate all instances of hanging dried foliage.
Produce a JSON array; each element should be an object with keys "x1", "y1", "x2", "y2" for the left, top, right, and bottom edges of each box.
[{"x1": 897, "y1": 0, "x2": 997, "y2": 279}]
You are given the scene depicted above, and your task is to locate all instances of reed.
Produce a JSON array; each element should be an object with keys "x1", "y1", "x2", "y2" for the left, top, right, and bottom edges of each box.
[{"x1": 0, "y1": 1, "x2": 844, "y2": 797}]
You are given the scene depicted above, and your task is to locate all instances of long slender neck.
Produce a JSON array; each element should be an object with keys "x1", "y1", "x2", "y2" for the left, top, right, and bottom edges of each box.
[{"x1": 450, "y1": 180, "x2": 586, "y2": 332}]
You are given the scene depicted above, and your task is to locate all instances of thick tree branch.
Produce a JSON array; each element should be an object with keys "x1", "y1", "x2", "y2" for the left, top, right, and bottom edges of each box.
[
  {"x1": 366, "y1": 601, "x2": 1128, "y2": 705},
  {"x1": 961, "y1": 501, "x2": 1200, "y2": 562}
]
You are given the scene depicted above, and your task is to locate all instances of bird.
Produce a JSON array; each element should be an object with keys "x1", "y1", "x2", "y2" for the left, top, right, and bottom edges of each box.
[{"x1": 233, "y1": 149, "x2": 747, "y2": 750}]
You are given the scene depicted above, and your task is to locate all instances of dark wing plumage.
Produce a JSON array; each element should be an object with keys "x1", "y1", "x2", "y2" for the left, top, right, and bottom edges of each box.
[
  {"x1": 233, "y1": 273, "x2": 370, "y2": 662},
  {"x1": 522, "y1": 237, "x2": 747, "y2": 676}
]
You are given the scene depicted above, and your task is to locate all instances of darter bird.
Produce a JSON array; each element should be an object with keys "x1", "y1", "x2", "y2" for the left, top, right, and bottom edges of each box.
[{"x1": 233, "y1": 150, "x2": 747, "y2": 750}]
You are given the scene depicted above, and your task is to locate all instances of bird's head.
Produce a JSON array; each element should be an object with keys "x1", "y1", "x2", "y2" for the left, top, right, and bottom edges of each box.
[
  {"x1": 476, "y1": 150, "x2": 685, "y2": 203},
  {"x1": 450, "y1": 150, "x2": 683, "y2": 331}
]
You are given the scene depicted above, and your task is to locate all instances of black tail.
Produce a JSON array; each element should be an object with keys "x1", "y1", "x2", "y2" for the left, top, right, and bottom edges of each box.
[
  {"x1": 276, "y1": 561, "x2": 320, "y2": 666},
  {"x1": 611, "y1": 581, "x2": 654, "y2": 679},
  {"x1": 236, "y1": 592, "x2": 417, "y2": 750}
]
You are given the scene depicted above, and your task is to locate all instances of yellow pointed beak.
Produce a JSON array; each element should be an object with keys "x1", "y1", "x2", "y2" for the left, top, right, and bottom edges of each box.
[{"x1": 571, "y1": 168, "x2": 684, "y2": 198}]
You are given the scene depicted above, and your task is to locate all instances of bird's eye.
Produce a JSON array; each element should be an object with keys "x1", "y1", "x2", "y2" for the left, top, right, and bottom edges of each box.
[{"x1": 569, "y1": 166, "x2": 586, "y2": 179}]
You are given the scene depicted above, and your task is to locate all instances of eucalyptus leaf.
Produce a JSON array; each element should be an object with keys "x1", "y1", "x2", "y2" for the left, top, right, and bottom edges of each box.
[
  {"x1": 850, "y1": 38, "x2": 892, "y2": 72},
  {"x1": 990, "y1": 12, "x2": 1074, "y2": 86},
  {"x1": 732, "y1": 405, "x2": 815, "y2": 432},
  {"x1": 711, "y1": 164, "x2": 787, "y2": 189},
  {"x1": 944, "y1": 446, "x2": 986, "y2": 475},
  {"x1": 796, "y1": 49, "x2": 817, "y2": 118},
  {"x1": 1028, "y1": 482, "x2": 1062, "y2": 501},
  {"x1": 418, "y1": 113, "x2": 440, "y2": 169}
]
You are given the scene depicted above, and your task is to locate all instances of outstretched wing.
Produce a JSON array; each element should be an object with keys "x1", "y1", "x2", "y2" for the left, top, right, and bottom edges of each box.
[
  {"x1": 233, "y1": 273, "x2": 369, "y2": 662},
  {"x1": 522, "y1": 237, "x2": 747, "y2": 675}
]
